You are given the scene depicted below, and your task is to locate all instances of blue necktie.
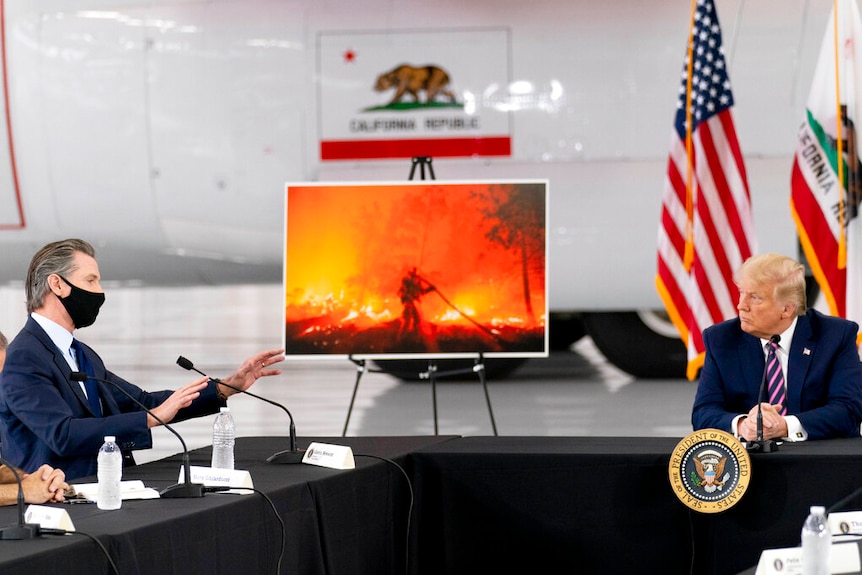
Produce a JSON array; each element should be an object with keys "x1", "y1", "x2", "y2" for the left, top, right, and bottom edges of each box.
[{"x1": 71, "y1": 339, "x2": 102, "y2": 417}]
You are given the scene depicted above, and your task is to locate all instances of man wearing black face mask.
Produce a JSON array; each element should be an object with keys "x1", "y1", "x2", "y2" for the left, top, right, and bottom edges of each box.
[{"x1": 0, "y1": 239, "x2": 284, "y2": 481}]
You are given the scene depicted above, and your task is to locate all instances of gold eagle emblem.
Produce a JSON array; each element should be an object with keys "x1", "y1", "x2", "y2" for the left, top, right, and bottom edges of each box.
[{"x1": 694, "y1": 455, "x2": 727, "y2": 489}]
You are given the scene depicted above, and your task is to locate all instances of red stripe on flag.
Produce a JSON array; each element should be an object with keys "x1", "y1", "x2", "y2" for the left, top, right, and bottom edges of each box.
[
  {"x1": 692, "y1": 195, "x2": 735, "y2": 321},
  {"x1": 700, "y1": 118, "x2": 751, "y2": 260},
  {"x1": 791, "y1": 158, "x2": 845, "y2": 316},
  {"x1": 695, "y1": 119, "x2": 745, "y2": 310},
  {"x1": 659, "y1": 152, "x2": 695, "y2": 331},
  {"x1": 320, "y1": 137, "x2": 512, "y2": 160},
  {"x1": 657, "y1": 257, "x2": 691, "y2": 328},
  {"x1": 663, "y1": 157, "x2": 688, "y2": 255},
  {"x1": 719, "y1": 112, "x2": 752, "y2": 199},
  {"x1": 661, "y1": 204, "x2": 686, "y2": 258},
  {"x1": 692, "y1": 255, "x2": 725, "y2": 326}
]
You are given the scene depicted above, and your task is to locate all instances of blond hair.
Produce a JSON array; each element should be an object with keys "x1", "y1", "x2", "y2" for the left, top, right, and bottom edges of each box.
[{"x1": 734, "y1": 253, "x2": 806, "y2": 315}]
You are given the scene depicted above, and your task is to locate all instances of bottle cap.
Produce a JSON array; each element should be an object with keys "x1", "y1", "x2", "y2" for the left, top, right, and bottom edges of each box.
[
  {"x1": 104, "y1": 435, "x2": 116, "y2": 442},
  {"x1": 810, "y1": 505, "x2": 826, "y2": 515},
  {"x1": 220, "y1": 407, "x2": 230, "y2": 413}
]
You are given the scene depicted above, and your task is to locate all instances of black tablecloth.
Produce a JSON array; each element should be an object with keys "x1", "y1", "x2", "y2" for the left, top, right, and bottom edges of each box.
[
  {"x1": 692, "y1": 437, "x2": 862, "y2": 574},
  {"x1": 0, "y1": 435, "x2": 457, "y2": 575},
  {"x1": 2, "y1": 435, "x2": 861, "y2": 575},
  {"x1": 408, "y1": 436, "x2": 862, "y2": 575}
]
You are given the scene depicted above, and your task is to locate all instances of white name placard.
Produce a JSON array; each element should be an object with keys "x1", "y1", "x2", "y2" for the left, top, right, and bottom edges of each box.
[
  {"x1": 25, "y1": 504, "x2": 75, "y2": 532},
  {"x1": 302, "y1": 442, "x2": 355, "y2": 470},
  {"x1": 831, "y1": 511, "x2": 862, "y2": 537},
  {"x1": 178, "y1": 466, "x2": 254, "y2": 494},
  {"x1": 756, "y1": 541, "x2": 860, "y2": 574}
]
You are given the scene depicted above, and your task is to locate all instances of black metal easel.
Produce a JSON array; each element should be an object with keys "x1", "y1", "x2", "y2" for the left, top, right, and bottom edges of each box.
[
  {"x1": 407, "y1": 155, "x2": 436, "y2": 180},
  {"x1": 342, "y1": 156, "x2": 498, "y2": 436}
]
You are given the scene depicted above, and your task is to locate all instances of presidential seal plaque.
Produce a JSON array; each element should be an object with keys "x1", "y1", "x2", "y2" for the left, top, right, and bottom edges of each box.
[{"x1": 668, "y1": 429, "x2": 751, "y2": 513}]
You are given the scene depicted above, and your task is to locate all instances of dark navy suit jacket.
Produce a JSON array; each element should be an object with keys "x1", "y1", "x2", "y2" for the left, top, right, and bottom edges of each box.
[
  {"x1": 0, "y1": 317, "x2": 224, "y2": 480},
  {"x1": 692, "y1": 309, "x2": 862, "y2": 440}
]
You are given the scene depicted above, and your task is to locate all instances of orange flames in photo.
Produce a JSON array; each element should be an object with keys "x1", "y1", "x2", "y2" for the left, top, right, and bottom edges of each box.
[{"x1": 284, "y1": 181, "x2": 547, "y2": 357}]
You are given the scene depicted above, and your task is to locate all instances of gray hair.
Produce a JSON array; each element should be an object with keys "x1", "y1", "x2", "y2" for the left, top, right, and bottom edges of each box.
[{"x1": 26, "y1": 239, "x2": 96, "y2": 314}]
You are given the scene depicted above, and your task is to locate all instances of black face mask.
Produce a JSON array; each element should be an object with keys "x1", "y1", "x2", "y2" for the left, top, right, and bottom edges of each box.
[{"x1": 56, "y1": 275, "x2": 105, "y2": 329}]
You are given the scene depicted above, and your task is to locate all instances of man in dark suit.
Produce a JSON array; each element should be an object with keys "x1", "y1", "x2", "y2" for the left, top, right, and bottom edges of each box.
[
  {"x1": 0, "y1": 239, "x2": 284, "y2": 481},
  {"x1": 692, "y1": 253, "x2": 862, "y2": 441},
  {"x1": 0, "y1": 330, "x2": 69, "y2": 505}
]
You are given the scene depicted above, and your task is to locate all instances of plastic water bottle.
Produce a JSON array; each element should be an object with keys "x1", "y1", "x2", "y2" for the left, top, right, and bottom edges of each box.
[
  {"x1": 97, "y1": 435, "x2": 122, "y2": 510},
  {"x1": 211, "y1": 407, "x2": 235, "y2": 469},
  {"x1": 801, "y1": 505, "x2": 831, "y2": 575}
]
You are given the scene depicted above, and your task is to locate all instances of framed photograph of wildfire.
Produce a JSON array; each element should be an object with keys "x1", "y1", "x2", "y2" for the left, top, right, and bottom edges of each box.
[{"x1": 283, "y1": 180, "x2": 548, "y2": 359}]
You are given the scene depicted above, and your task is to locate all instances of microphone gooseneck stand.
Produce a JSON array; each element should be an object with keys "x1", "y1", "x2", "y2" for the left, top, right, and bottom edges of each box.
[
  {"x1": 175, "y1": 356, "x2": 304, "y2": 464},
  {"x1": 70, "y1": 372, "x2": 206, "y2": 497}
]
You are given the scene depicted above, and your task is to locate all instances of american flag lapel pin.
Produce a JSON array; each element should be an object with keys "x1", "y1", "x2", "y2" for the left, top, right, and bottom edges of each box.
[{"x1": 803, "y1": 348, "x2": 811, "y2": 356}]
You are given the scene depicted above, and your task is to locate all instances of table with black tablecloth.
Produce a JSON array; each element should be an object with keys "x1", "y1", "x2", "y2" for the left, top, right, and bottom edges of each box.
[
  {"x1": 0, "y1": 435, "x2": 456, "y2": 575},
  {"x1": 2, "y1": 435, "x2": 861, "y2": 575},
  {"x1": 407, "y1": 436, "x2": 862, "y2": 575}
]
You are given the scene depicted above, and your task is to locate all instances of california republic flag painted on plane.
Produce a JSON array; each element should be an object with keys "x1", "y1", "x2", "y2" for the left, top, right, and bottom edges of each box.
[
  {"x1": 791, "y1": 0, "x2": 862, "y2": 341},
  {"x1": 317, "y1": 29, "x2": 512, "y2": 161}
]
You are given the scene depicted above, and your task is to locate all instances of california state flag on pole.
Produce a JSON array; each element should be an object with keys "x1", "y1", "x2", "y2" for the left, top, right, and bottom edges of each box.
[{"x1": 791, "y1": 0, "x2": 862, "y2": 344}]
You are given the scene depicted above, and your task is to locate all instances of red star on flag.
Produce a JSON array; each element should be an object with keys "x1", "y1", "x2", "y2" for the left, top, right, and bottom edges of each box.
[{"x1": 343, "y1": 48, "x2": 356, "y2": 63}]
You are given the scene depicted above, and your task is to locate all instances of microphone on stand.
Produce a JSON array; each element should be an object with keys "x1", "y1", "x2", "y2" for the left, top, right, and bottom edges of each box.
[
  {"x1": 0, "y1": 456, "x2": 41, "y2": 539},
  {"x1": 745, "y1": 334, "x2": 781, "y2": 453},
  {"x1": 175, "y1": 356, "x2": 304, "y2": 464},
  {"x1": 70, "y1": 372, "x2": 206, "y2": 498}
]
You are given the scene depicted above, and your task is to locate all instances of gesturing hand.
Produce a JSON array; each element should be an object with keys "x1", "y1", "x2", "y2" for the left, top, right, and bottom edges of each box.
[
  {"x1": 148, "y1": 377, "x2": 209, "y2": 428},
  {"x1": 218, "y1": 348, "x2": 285, "y2": 398}
]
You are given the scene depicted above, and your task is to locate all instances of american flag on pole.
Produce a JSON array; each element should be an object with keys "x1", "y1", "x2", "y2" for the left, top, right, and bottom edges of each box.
[
  {"x1": 656, "y1": 0, "x2": 757, "y2": 380},
  {"x1": 791, "y1": 0, "x2": 862, "y2": 344}
]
